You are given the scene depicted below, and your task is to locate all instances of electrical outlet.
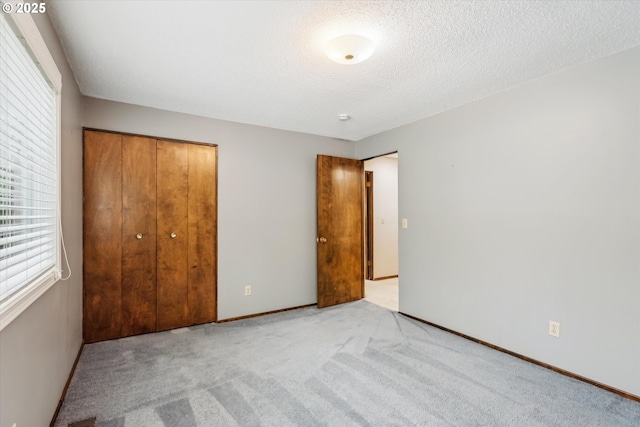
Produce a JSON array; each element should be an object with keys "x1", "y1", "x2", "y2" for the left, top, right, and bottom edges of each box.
[
  {"x1": 244, "y1": 286, "x2": 252, "y2": 296},
  {"x1": 549, "y1": 321, "x2": 560, "y2": 338},
  {"x1": 12, "y1": 423, "x2": 17, "y2": 427}
]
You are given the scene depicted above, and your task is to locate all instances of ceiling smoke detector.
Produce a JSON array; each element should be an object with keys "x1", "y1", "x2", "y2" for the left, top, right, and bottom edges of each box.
[
  {"x1": 338, "y1": 114, "x2": 350, "y2": 121},
  {"x1": 325, "y1": 35, "x2": 375, "y2": 65}
]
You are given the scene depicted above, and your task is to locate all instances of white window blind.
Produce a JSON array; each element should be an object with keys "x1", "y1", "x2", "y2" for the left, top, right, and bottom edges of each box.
[{"x1": 0, "y1": 9, "x2": 61, "y2": 325}]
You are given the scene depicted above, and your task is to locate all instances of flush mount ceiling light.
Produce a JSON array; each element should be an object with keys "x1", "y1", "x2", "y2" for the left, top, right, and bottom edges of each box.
[
  {"x1": 325, "y1": 34, "x2": 375, "y2": 65},
  {"x1": 338, "y1": 114, "x2": 350, "y2": 121}
]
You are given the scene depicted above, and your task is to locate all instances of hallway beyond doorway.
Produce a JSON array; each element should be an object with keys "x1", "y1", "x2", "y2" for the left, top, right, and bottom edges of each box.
[{"x1": 364, "y1": 278, "x2": 398, "y2": 311}]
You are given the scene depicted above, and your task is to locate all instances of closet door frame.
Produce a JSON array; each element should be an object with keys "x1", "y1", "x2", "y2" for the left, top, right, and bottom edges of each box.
[{"x1": 82, "y1": 128, "x2": 218, "y2": 341}]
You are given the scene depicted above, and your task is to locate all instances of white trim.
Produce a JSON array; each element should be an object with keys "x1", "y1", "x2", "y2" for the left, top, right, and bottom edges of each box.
[
  {"x1": 0, "y1": 269, "x2": 58, "y2": 330},
  {"x1": 56, "y1": 65, "x2": 63, "y2": 282},
  {"x1": 5, "y1": 1, "x2": 62, "y2": 91},
  {"x1": 0, "y1": 2, "x2": 63, "y2": 331}
]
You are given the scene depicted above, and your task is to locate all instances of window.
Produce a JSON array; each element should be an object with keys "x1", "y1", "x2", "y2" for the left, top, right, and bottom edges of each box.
[{"x1": 0, "y1": 8, "x2": 62, "y2": 330}]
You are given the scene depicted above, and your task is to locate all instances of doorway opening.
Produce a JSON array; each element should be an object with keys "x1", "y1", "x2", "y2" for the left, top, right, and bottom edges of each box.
[{"x1": 363, "y1": 152, "x2": 399, "y2": 311}]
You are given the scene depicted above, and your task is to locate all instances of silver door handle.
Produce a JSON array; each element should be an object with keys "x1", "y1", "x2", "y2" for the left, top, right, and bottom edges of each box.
[
  {"x1": 136, "y1": 233, "x2": 143, "y2": 240},
  {"x1": 170, "y1": 232, "x2": 177, "y2": 239}
]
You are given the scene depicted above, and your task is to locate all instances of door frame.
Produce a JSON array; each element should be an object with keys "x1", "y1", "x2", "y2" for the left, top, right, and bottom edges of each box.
[
  {"x1": 82, "y1": 128, "x2": 219, "y2": 342},
  {"x1": 365, "y1": 170, "x2": 374, "y2": 280},
  {"x1": 315, "y1": 151, "x2": 399, "y2": 308},
  {"x1": 361, "y1": 151, "x2": 399, "y2": 282}
]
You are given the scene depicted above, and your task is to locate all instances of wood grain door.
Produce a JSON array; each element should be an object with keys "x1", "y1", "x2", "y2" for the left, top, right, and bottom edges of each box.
[
  {"x1": 187, "y1": 144, "x2": 217, "y2": 324},
  {"x1": 316, "y1": 155, "x2": 364, "y2": 308},
  {"x1": 121, "y1": 135, "x2": 157, "y2": 336},
  {"x1": 156, "y1": 140, "x2": 189, "y2": 330},
  {"x1": 84, "y1": 130, "x2": 217, "y2": 340},
  {"x1": 83, "y1": 130, "x2": 123, "y2": 342}
]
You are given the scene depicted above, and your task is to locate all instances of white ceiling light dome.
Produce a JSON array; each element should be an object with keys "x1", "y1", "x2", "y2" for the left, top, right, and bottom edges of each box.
[{"x1": 325, "y1": 34, "x2": 375, "y2": 65}]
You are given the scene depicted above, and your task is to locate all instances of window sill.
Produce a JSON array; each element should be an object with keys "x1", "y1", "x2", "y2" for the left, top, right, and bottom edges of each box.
[{"x1": 0, "y1": 269, "x2": 60, "y2": 331}]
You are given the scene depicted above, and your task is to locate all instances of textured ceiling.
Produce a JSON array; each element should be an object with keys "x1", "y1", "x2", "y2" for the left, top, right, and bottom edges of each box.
[{"x1": 47, "y1": 1, "x2": 640, "y2": 141}]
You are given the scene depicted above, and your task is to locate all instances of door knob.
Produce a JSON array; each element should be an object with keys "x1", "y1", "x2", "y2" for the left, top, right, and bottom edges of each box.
[
  {"x1": 170, "y1": 232, "x2": 177, "y2": 239},
  {"x1": 318, "y1": 237, "x2": 328, "y2": 243},
  {"x1": 136, "y1": 233, "x2": 143, "y2": 240}
]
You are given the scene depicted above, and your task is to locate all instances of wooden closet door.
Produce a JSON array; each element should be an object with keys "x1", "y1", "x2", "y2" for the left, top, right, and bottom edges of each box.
[
  {"x1": 156, "y1": 140, "x2": 189, "y2": 330},
  {"x1": 83, "y1": 130, "x2": 123, "y2": 343},
  {"x1": 121, "y1": 136, "x2": 157, "y2": 336},
  {"x1": 187, "y1": 144, "x2": 217, "y2": 324}
]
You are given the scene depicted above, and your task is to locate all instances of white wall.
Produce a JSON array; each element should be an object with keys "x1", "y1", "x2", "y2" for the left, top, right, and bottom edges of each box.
[
  {"x1": 0, "y1": 13, "x2": 84, "y2": 427},
  {"x1": 364, "y1": 156, "x2": 398, "y2": 278},
  {"x1": 355, "y1": 46, "x2": 640, "y2": 397},
  {"x1": 82, "y1": 98, "x2": 354, "y2": 320}
]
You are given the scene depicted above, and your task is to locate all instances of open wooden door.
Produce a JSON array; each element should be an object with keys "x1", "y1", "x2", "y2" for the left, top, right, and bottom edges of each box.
[{"x1": 316, "y1": 155, "x2": 364, "y2": 308}]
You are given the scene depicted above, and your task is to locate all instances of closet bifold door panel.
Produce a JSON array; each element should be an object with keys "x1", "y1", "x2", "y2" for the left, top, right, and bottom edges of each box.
[
  {"x1": 187, "y1": 144, "x2": 217, "y2": 325},
  {"x1": 156, "y1": 141, "x2": 190, "y2": 331},
  {"x1": 83, "y1": 129, "x2": 217, "y2": 343},
  {"x1": 83, "y1": 130, "x2": 123, "y2": 342},
  {"x1": 121, "y1": 135, "x2": 157, "y2": 336}
]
